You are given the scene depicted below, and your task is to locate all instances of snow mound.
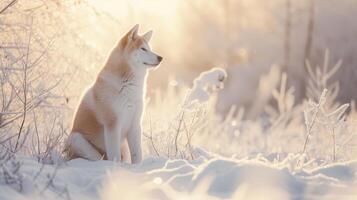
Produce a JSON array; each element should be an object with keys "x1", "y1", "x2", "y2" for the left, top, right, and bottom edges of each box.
[{"x1": 1, "y1": 153, "x2": 357, "y2": 200}]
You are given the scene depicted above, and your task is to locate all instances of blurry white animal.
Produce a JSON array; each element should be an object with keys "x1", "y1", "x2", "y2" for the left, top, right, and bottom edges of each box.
[
  {"x1": 188, "y1": 68, "x2": 227, "y2": 103},
  {"x1": 66, "y1": 24, "x2": 162, "y2": 163}
]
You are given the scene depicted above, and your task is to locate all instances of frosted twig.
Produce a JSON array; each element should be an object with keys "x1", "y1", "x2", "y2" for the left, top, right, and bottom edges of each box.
[{"x1": 302, "y1": 89, "x2": 327, "y2": 154}]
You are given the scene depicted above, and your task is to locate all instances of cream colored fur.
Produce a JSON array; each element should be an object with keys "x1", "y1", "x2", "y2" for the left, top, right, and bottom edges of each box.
[{"x1": 66, "y1": 25, "x2": 162, "y2": 163}]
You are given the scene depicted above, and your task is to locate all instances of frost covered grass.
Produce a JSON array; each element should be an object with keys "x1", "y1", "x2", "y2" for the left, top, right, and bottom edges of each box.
[{"x1": 143, "y1": 58, "x2": 357, "y2": 165}]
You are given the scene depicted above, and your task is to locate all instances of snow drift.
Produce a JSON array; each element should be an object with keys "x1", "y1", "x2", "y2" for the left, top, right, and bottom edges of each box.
[{"x1": 1, "y1": 150, "x2": 356, "y2": 200}]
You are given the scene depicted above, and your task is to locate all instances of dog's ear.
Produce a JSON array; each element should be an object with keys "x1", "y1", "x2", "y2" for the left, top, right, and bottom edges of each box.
[
  {"x1": 123, "y1": 24, "x2": 139, "y2": 42},
  {"x1": 119, "y1": 24, "x2": 139, "y2": 49},
  {"x1": 128, "y1": 24, "x2": 139, "y2": 41},
  {"x1": 142, "y1": 30, "x2": 153, "y2": 42}
]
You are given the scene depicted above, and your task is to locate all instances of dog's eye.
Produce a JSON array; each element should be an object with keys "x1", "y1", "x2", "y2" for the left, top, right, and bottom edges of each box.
[{"x1": 141, "y1": 48, "x2": 147, "y2": 52}]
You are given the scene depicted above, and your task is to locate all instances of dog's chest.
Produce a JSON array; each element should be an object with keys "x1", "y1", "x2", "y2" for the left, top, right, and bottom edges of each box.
[
  {"x1": 97, "y1": 72, "x2": 145, "y2": 130},
  {"x1": 113, "y1": 85, "x2": 143, "y2": 112},
  {"x1": 101, "y1": 73, "x2": 143, "y2": 108},
  {"x1": 113, "y1": 86, "x2": 143, "y2": 134}
]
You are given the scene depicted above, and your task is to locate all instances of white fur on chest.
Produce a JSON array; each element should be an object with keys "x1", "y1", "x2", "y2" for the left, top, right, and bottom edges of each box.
[{"x1": 98, "y1": 71, "x2": 144, "y2": 131}]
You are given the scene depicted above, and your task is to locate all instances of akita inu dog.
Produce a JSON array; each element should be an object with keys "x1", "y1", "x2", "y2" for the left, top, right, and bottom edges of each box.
[{"x1": 66, "y1": 24, "x2": 162, "y2": 163}]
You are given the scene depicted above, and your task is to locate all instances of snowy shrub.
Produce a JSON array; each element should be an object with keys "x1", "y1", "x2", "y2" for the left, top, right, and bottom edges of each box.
[
  {"x1": 188, "y1": 67, "x2": 227, "y2": 103},
  {"x1": 0, "y1": 1, "x2": 98, "y2": 160},
  {"x1": 0, "y1": 148, "x2": 71, "y2": 199},
  {"x1": 0, "y1": 1, "x2": 66, "y2": 155},
  {"x1": 306, "y1": 50, "x2": 342, "y2": 108},
  {"x1": 302, "y1": 89, "x2": 349, "y2": 161},
  {"x1": 143, "y1": 67, "x2": 227, "y2": 159},
  {"x1": 0, "y1": 149, "x2": 24, "y2": 192},
  {"x1": 142, "y1": 51, "x2": 357, "y2": 164},
  {"x1": 299, "y1": 52, "x2": 355, "y2": 162}
]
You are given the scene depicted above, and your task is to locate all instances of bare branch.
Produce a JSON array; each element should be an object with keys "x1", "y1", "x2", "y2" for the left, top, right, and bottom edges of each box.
[
  {"x1": 14, "y1": 17, "x2": 34, "y2": 151},
  {"x1": 0, "y1": 0, "x2": 18, "y2": 15}
]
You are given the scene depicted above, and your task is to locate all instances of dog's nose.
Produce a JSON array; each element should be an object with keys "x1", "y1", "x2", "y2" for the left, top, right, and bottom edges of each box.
[{"x1": 157, "y1": 56, "x2": 163, "y2": 62}]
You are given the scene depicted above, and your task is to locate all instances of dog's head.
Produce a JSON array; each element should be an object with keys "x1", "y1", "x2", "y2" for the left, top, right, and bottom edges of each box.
[{"x1": 117, "y1": 24, "x2": 162, "y2": 71}]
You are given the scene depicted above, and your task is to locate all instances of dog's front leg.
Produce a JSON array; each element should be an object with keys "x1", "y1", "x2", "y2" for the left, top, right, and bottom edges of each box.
[
  {"x1": 104, "y1": 123, "x2": 122, "y2": 162},
  {"x1": 127, "y1": 123, "x2": 142, "y2": 164}
]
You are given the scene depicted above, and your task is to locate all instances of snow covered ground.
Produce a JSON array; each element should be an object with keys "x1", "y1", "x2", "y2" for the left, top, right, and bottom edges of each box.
[
  {"x1": 1, "y1": 67, "x2": 356, "y2": 200},
  {"x1": 1, "y1": 149, "x2": 356, "y2": 200}
]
